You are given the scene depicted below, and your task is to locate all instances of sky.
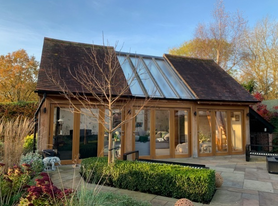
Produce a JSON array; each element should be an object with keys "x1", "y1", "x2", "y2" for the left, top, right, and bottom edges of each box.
[{"x1": 1, "y1": 0, "x2": 278, "y2": 61}]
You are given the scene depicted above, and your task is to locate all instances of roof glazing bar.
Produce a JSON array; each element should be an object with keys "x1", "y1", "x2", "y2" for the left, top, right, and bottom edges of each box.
[
  {"x1": 163, "y1": 58, "x2": 195, "y2": 99},
  {"x1": 152, "y1": 58, "x2": 180, "y2": 99},
  {"x1": 126, "y1": 55, "x2": 148, "y2": 97},
  {"x1": 140, "y1": 57, "x2": 165, "y2": 98}
]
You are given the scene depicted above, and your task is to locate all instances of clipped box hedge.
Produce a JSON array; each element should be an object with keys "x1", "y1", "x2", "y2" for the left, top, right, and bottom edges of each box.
[{"x1": 81, "y1": 157, "x2": 215, "y2": 203}]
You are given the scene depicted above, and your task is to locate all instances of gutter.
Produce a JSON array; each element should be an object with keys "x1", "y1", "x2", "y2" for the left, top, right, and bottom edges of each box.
[{"x1": 33, "y1": 93, "x2": 47, "y2": 153}]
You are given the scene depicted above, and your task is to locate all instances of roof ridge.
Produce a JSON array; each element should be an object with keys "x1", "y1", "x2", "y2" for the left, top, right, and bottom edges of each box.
[
  {"x1": 165, "y1": 53, "x2": 214, "y2": 61},
  {"x1": 44, "y1": 37, "x2": 114, "y2": 49}
]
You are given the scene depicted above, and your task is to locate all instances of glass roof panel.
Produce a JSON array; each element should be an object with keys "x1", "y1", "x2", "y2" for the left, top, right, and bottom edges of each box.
[
  {"x1": 155, "y1": 59, "x2": 193, "y2": 98},
  {"x1": 130, "y1": 57, "x2": 161, "y2": 97},
  {"x1": 143, "y1": 58, "x2": 177, "y2": 98},
  {"x1": 117, "y1": 55, "x2": 145, "y2": 97}
]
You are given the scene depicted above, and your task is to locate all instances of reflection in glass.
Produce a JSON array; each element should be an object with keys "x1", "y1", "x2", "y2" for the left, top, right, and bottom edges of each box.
[
  {"x1": 155, "y1": 110, "x2": 170, "y2": 156},
  {"x1": 79, "y1": 108, "x2": 99, "y2": 159},
  {"x1": 53, "y1": 107, "x2": 73, "y2": 160},
  {"x1": 135, "y1": 109, "x2": 151, "y2": 156},
  {"x1": 117, "y1": 56, "x2": 145, "y2": 96},
  {"x1": 215, "y1": 111, "x2": 228, "y2": 153},
  {"x1": 231, "y1": 112, "x2": 243, "y2": 151},
  {"x1": 130, "y1": 57, "x2": 161, "y2": 97},
  {"x1": 156, "y1": 60, "x2": 192, "y2": 99},
  {"x1": 175, "y1": 110, "x2": 189, "y2": 155},
  {"x1": 198, "y1": 110, "x2": 212, "y2": 154},
  {"x1": 143, "y1": 58, "x2": 176, "y2": 98},
  {"x1": 104, "y1": 109, "x2": 122, "y2": 157}
]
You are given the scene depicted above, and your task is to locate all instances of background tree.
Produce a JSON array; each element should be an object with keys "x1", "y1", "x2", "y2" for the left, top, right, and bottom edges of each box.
[
  {"x1": 239, "y1": 18, "x2": 278, "y2": 100},
  {"x1": 0, "y1": 49, "x2": 38, "y2": 102},
  {"x1": 241, "y1": 79, "x2": 256, "y2": 94},
  {"x1": 47, "y1": 44, "x2": 149, "y2": 164},
  {"x1": 169, "y1": 0, "x2": 246, "y2": 72}
]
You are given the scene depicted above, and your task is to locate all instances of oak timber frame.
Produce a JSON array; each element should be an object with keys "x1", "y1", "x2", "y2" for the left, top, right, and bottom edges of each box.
[{"x1": 37, "y1": 95, "x2": 250, "y2": 164}]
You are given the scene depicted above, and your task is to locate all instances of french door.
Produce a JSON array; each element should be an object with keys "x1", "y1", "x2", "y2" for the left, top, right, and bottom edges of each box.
[
  {"x1": 50, "y1": 106, "x2": 99, "y2": 164},
  {"x1": 198, "y1": 109, "x2": 244, "y2": 156}
]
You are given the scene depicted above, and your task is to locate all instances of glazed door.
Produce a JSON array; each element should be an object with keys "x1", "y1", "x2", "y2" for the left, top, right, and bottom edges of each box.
[
  {"x1": 174, "y1": 110, "x2": 190, "y2": 157},
  {"x1": 215, "y1": 111, "x2": 228, "y2": 155},
  {"x1": 198, "y1": 110, "x2": 213, "y2": 156},
  {"x1": 198, "y1": 109, "x2": 244, "y2": 156},
  {"x1": 230, "y1": 111, "x2": 244, "y2": 153},
  {"x1": 78, "y1": 108, "x2": 99, "y2": 159},
  {"x1": 52, "y1": 107, "x2": 74, "y2": 162},
  {"x1": 51, "y1": 106, "x2": 100, "y2": 164}
]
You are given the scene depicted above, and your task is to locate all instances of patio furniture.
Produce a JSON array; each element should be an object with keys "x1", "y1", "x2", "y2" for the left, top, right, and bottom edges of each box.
[
  {"x1": 266, "y1": 156, "x2": 278, "y2": 174},
  {"x1": 245, "y1": 144, "x2": 278, "y2": 161},
  {"x1": 42, "y1": 149, "x2": 59, "y2": 157}
]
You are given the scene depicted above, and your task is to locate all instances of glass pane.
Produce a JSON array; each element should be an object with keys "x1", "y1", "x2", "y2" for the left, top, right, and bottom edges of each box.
[
  {"x1": 104, "y1": 109, "x2": 122, "y2": 157},
  {"x1": 79, "y1": 108, "x2": 99, "y2": 159},
  {"x1": 231, "y1": 112, "x2": 243, "y2": 151},
  {"x1": 155, "y1": 110, "x2": 170, "y2": 156},
  {"x1": 143, "y1": 58, "x2": 176, "y2": 98},
  {"x1": 53, "y1": 107, "x2": 73, "y2": 160},
  {"x1": 130, "y1": 57, "x2": 161, "y2": 97},
  {"x1": 198, "y1": 110, "x2": 212, "y2": 154},
  {"x1": 135, "y1": 109, "x2": 151, "y2": 156},
  {"x1": 175, "y1": 110, "x2": 189, "y2": 155},
  {"x1": 156, "y1": 59, "x2": 192, "y2": 99},
  {"x1": 215, "y1": 111, "x2": 228, "y2": 153},
  {"x1": 117, "y1": 56, "x2": 145, "y2": 97}
]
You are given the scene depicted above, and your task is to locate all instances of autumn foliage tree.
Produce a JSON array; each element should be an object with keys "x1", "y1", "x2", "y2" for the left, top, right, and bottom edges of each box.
[
  {"x1": 169, "y1": 0, "x2": 246, "y2": 72},
  {"x1": 239, "y1": 18, "x2": 278, "y2": 100},
  {"x1": 0, "y1": 49, "x2": 39, "y2": 102}
]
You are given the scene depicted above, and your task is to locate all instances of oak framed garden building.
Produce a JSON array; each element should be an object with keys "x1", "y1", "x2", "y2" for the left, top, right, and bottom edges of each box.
[{"x1": 36, "y1": 38, "x2": 257, "y2": 164}]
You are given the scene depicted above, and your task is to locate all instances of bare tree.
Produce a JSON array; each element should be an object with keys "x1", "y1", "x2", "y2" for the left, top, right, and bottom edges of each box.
[
  {"x1": 47, "y1": 43, "x2": 150, "y2": 164},
  {"x1": 169, "y1": 0, "x2": 247, "y2": 72},
  {"x1": 239, "y1": 17, "x2": 278, "y2": 99}
]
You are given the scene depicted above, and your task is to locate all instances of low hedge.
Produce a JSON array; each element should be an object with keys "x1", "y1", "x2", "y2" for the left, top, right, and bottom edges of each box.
[
  {"x1": 81, "y1": 157, "x2": 215, "y2": 203},
  {"x1": 0, "y1": 101, "x2": 38, "y2": 120}
]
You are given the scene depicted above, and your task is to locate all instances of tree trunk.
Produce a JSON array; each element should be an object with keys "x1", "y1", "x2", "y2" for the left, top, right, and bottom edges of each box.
[{"x1": 108, "y1": 105, "x2": 113, "y2": 164}]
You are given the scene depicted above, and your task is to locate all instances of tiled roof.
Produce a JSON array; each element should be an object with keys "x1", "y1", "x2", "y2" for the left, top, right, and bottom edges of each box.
[
  {"x1": 164, "y1": 54, "x2": 258, "y2": 102},
  {"x1": 36, "y1": 37, "x2": 131, "y2": 96},
  {"x1": 37, "y1": 38, "x2": 257, "y2": 103}
]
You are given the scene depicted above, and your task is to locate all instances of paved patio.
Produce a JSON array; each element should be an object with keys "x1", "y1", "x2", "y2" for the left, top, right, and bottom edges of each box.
[{"x1": 49, "y1": 155, "x2": 278, "y2": 206}]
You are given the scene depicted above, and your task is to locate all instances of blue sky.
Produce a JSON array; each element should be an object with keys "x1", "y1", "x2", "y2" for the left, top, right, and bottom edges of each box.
[{"x1": 0, "y1": 0, "x2": 278, "y2": 61}]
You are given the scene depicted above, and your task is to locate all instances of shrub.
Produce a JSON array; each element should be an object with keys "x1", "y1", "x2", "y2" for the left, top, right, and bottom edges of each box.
[
  {"x1": 20, "y1": 152, "x2": 44, "y2": 175},
  {"x1": 23, "y1": 134, "x2": 35, "y2": 154},
  {"x1": 0, "y1": 102, "x2": 38, "y2": 121},
  {"x1": 19, "y1": 172, "x2": 75, "y2": 206},
  {"x1": 0, "y1": 163, "x2": 32, "y2": 206},
  {"x1": 81, "y1": 157, "x2": 215, "y2": 203}
]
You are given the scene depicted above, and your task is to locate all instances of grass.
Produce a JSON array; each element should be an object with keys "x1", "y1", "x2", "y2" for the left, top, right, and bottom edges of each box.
[
  {"x1": 74, "y1": 191, "x2": 152, "y2": 206},
  {"x1": 0, "y1": 117, "x2": 34, "y2": 171}
]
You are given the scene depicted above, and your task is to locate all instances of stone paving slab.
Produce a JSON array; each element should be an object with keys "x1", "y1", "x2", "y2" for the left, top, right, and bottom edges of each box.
[
  {"x1": 243, "y1": 179, "x2": 274, "y2": 193},
  {"x1": 221, "y1": 172, "x2": 245, "y2": 182},
  {"x1": 259, "y1": 191, "x2": 278, "y2": 206},
  {"x1": 242, "y1": 198, "x2": 259, "y2": 206},
  {"x1": 209, "y1": 190, "x2": 242, "y2": 206}
]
